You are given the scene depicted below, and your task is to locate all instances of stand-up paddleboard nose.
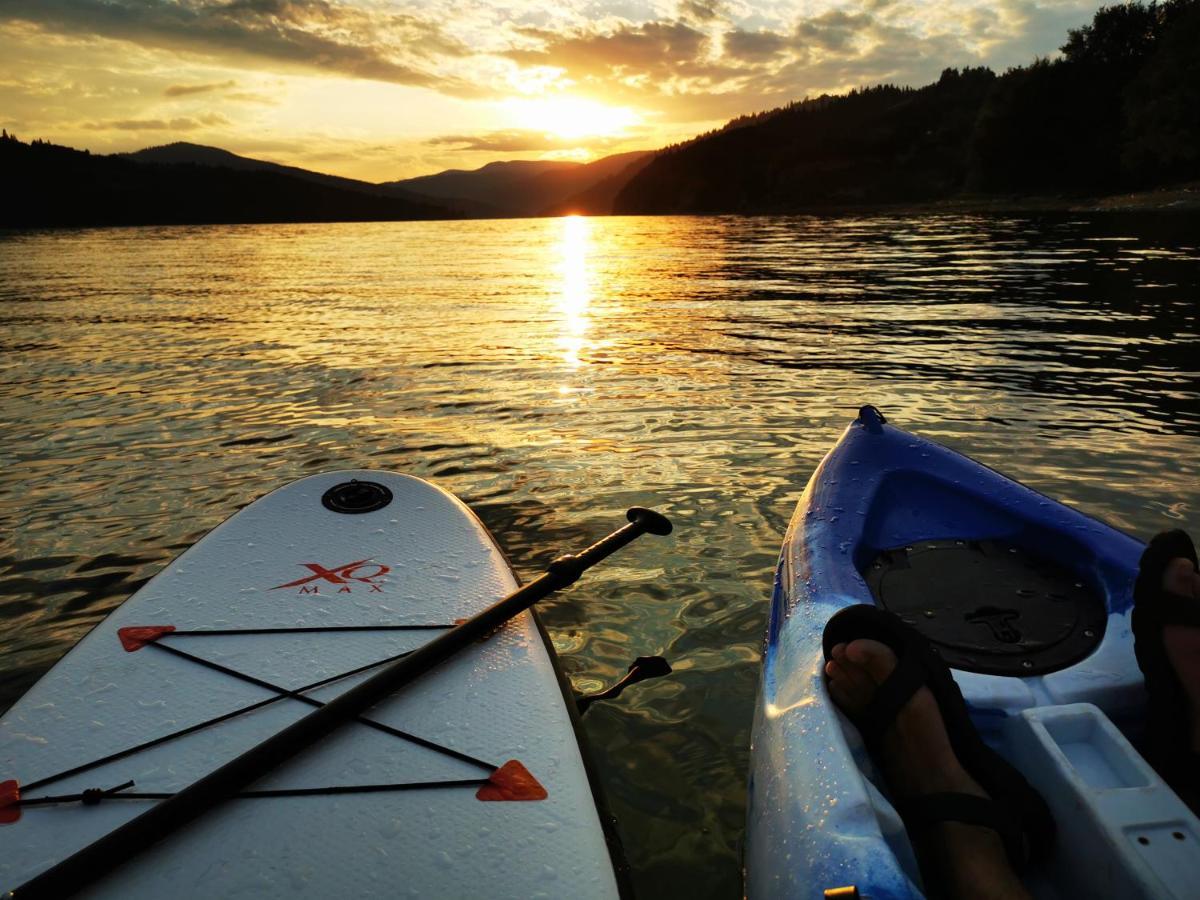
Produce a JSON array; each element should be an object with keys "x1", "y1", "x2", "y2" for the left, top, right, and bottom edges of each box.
[
  {"x1": 321, "y1": 479, "x2": 394, "y2": 514},
  {"x1": 627, "y1": 507, "x2": 673, "y2": 535},
  {"x1": 5, "y1": 475, "x2": 646, "y2": 900}
]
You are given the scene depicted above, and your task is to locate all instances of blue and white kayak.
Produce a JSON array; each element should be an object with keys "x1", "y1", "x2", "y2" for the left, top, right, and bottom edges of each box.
[{"x1": 747, "y1": 407, "x2": 1200, "y2": 899}]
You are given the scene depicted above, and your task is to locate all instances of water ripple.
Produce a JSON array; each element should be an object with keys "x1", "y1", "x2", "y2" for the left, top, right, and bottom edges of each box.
[{"x1": 1, "y1": 213, "x2": 1199, "y2": 898}]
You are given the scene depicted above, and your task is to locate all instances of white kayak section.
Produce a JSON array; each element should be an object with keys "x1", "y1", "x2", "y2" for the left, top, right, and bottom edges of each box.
[{"x1": 0, "y1": 471, "x2": 621, "y2": 899}]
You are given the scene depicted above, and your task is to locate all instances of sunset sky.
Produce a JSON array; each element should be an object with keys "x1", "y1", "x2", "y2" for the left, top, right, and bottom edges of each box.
[{"x1": 1, "y1": 0, "x2": 1103, "y2": 182}]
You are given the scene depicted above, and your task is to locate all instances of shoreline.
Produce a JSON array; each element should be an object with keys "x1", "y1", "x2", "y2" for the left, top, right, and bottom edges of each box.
[
  {"x1": 877, "y1": 182, "x2": 1200, "y2": 216},
  {"x1": 622, "y1": 180, "x2": 1200, "y2": 219},
  {"x1": 3, "y1": 182, "x2": 1199, "y2": 231}
]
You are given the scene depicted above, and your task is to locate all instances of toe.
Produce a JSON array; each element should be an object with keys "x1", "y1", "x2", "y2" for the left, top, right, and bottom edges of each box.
[
  {"x1": 826, "y1": 655, "x2": 878, "y2": 710},
  {"x1": 827, "y1": 668, "x2": 854, "y2": 709},
  {"x1": 844, "y1": 638, "x2": 900, "y2": 685},
  {"x1": 1164, "y1": 557, "x2": 1200, "y2": 599}
]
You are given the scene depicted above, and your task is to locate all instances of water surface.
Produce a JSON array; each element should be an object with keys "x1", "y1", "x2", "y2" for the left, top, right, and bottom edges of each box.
[{"x1": 2, "y1": 214, "x2": 1199, "y2": 897}]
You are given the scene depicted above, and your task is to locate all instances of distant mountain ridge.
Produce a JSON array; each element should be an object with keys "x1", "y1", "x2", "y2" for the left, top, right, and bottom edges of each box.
[
  {"x1": 382, "y1": 151, "x2": 653, "y2": 217},
  {"x1": 541, "y1": 152, "x2": 657, "y2": 216},
  {"x1": 124, "y1": 143, "x2": 437, "y2": 207},
  {"x1": 379, "y1": 160, "x2": 572, "y2": 218},
  {"x1": 126, "y1": 144, "x2": 655, "y2": 218},
  {"x1": 0, "y1": 136, "x2": 657, "y2": 227},
  {"x1": 1, "y1": 135, "x2": 454, "y2": 228}
]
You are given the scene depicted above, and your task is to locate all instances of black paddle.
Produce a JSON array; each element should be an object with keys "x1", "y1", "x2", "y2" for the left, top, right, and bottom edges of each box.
[
  {"x1": 8, "y1": 507, "x2": 672, "y2": 899},
  {"x1": 577, "y1": 656, "x2": 673, "y2": 715}
]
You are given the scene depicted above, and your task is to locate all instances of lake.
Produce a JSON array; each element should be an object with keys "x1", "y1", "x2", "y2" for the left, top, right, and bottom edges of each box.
[{"x1": 1, "y1": 213, "x2": 1198, "y2": 897}]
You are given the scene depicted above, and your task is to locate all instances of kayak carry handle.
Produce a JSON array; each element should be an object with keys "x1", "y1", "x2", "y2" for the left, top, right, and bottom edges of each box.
[
  {"x1": 857, "y1": 405, "x2": 887, "y2": 433},
  {"x1": 7, "y1": 507, "x2": 673, "y2": 900}
]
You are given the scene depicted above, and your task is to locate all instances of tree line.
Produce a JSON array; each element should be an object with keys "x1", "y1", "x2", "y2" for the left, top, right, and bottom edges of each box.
[{"x1": 614, "y1": 0, "x2": 1200, "y2": 213}]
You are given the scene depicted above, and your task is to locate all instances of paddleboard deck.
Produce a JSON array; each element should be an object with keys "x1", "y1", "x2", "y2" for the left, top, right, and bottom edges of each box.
[{"x1": 0, "y1": 471, "x2": 623, "y2": 898}]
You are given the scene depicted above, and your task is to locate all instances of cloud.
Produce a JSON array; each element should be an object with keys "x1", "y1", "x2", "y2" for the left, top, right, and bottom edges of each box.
[
  {"x1": 979, "y1": 0, "x2": 1100, "y2": 69},
  {"x1": 724, "y1": 28, "x2": 791, "y2": 62},
  {"x1": 426, "y1": 129, "x2": 633, "y2": 152},
  {"x1": 2, "y1": 0, "x2": 1109, "y2": 181},
  {"x1": 678, "y1": 0, "x2": 723, "y2": 24},
  {"x1": 502, "y1": 19, "x2": 785, "y2": 121},
  {"x1": 226, "y1": 90, "x2": 277, "y2": 104},
  {"x1": 87, "y1": 113, "x2": 230, "y2": 131},
  {"x1": 164, "y1": 79, "x2": 237, "y2": 97},
  {"x1": 794, "y1": 10, "x2": 874, "y2": 53},
  {"x1": 506, "y1": 21, "x2": 712, "y2": 81},
  {"x1": 0, "y1": 0, "x2": 469, "y2": 88},
  {"x1": 495, "y1": 0, "x2": 1093, "y2": 124}
]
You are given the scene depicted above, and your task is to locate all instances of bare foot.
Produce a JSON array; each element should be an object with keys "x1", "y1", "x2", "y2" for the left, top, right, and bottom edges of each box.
[{"x1": 826, "y1": 639, "x2": 1031, "y2": 900}]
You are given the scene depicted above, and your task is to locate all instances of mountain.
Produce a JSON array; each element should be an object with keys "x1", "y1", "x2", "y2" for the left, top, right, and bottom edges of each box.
[
  {"x1": 383, "y1": 160, "x2": 572, "y2": 217},
  {"x1": 124, "y1": 143, "x2": 439, "y2": 207},
  {"x1": 613, "y1": 70, "x2": 997, "y2": 214},
  {"x1": 539, "y1": 152, "x2": 656, "y2": 216},
  {"x1": 614, "y1": 0, "x2": 1200, "y2": 214},
  {"x1": 385, "y1": 151, "x2": 654, "y2": 217},
  {"x1": 0, "y1": 135, "x2": 454, "y2": 228},
  {"x1": 126, "y1": 143, "x2": 656, "y2": 218}
]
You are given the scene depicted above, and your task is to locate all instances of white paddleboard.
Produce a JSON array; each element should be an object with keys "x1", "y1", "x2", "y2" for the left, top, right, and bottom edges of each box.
[{"x1": 0, "y1": 471, "x2": 623, "y2": 898}]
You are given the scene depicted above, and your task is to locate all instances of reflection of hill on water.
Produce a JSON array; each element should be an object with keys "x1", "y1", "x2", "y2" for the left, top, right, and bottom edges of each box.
[{"x1": 694, "y1": 214, "x2": 1200, "y2": 435}]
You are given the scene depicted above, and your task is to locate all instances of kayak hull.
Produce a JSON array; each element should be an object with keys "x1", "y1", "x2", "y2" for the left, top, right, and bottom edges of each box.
[{"x1": 746, "y1": 409, "x2": 1150, "y2": 899}]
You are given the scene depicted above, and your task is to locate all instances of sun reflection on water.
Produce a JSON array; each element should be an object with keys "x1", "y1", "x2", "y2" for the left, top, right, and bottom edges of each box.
[
  {"x1": 2, "y1": 214, "x2": 1200, "y2": 900},
  {"x1": 557, "y1": 214, "x2": 592, "y2": 370}
]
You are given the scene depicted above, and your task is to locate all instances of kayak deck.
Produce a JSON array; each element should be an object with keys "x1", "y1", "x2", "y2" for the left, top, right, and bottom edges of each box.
[{"x1": 767, "y1": 406, "x2": 1146, "y2": 732}]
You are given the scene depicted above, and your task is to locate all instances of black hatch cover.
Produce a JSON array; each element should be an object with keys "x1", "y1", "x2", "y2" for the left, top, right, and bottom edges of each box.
[{"x1": 863, "y1": 539, "x2": 1106, "y2": 676}]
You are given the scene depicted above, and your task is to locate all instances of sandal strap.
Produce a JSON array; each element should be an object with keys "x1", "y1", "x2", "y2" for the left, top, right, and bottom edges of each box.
[
  {"x1": 898, "y1": 792, "x2": 1023, "y2": 864},
  {"x1": 855, "y1": 647, "x2": 925, "y2": 744},
  {"x1": 1136, "y1": 530, "x2": 1198, "y2": 606}
]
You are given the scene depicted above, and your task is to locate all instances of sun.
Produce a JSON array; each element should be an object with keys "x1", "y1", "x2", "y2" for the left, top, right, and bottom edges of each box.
[{"x1": 503, "y1": 97, "x2": 639, "y2": 141}]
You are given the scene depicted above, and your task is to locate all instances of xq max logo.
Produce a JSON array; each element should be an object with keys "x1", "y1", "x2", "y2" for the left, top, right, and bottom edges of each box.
[{"x1": 272, "y1": 559, "x2": 390, "y2": 594}]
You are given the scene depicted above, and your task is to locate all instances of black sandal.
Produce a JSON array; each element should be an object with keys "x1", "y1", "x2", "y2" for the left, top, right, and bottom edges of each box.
[
  {"x1": 1132, "y1": 529, "x2": 1200, "y2": 813},
  {"x1": 1135, "y1": 529, "x2": 1198, "y2": 607},
  {"x1": 822, "y1": 604, "x2": 1055, "y2": 872}
]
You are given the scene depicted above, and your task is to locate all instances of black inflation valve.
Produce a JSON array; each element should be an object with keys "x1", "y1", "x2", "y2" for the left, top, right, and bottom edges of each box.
[{"x1": 321, "y1": 479, "x2": 393, "y2": 514}]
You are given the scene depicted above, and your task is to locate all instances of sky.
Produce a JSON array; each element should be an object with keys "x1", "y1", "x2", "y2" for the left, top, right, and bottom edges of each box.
[{"x1": 0, "y1": 0, "x2": 1104, "y2": 181}]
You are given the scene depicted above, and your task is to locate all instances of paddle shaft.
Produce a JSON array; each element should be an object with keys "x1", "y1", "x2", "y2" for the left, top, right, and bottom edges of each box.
[{"x1": 9, "y1": 507, "x2": 671, "y2": 899}]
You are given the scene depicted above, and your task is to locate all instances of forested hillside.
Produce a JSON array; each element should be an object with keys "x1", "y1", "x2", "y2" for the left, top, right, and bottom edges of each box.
[
  {"x1": 615, "y1": 0, "x2": 1200, "y2": 214},
  {"x1": 0, "y1": 135, "x2": 454, "y2": 227}
]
